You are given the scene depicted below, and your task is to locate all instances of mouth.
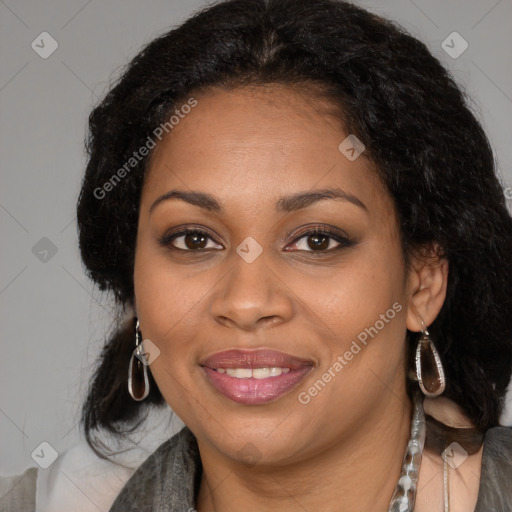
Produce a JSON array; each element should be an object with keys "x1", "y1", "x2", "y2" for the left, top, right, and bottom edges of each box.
[{"x1": 200, "y1": 349, "x2": 314, "y2": 405}]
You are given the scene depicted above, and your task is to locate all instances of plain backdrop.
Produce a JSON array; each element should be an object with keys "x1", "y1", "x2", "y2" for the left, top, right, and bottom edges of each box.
[{"x1": 1, "y1": 0, "x2": 512, "y2": 476}]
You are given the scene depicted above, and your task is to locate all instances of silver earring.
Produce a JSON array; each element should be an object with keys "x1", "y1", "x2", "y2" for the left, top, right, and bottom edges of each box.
[
  {"x1": 128, "y1": 318, "x2": 150, "y2": 401},
  {"x1": 415, "y1": 322, "x2": 446, "y2": 397}
]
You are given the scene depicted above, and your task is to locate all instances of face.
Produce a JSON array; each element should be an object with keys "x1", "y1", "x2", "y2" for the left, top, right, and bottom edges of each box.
[{"x1": 134, "y1": 84, "x2": 412, "y2": 466}]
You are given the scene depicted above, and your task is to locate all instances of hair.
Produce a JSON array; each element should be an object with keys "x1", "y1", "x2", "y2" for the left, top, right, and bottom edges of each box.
[{"x1": 77, "y1": 0, "x2": 512, "y2": 455}]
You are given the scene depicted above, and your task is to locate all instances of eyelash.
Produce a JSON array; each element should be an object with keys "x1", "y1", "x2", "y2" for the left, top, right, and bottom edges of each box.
[{"x1": 159, "y1": 226, "x2": 353, "y2": 254}]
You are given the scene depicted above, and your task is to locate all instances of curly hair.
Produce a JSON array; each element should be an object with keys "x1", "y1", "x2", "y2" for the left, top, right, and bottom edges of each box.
[{"x1": 77, "y1": 0, "x2": 512, "y2": 454}]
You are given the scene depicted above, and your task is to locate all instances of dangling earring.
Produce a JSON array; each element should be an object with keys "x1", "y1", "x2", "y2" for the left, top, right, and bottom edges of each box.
[
  {"x1": 128, "y1": 318, "x2": 150, "y2": 401},
  {"x1": 415, "y1": 321, "x2": 446, "y2": 397}
]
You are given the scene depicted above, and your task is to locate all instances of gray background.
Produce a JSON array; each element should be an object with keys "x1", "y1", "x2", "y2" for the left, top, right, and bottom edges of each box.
[{"x1": 1, "y1": 0, "x2": 511, "y2": 475}]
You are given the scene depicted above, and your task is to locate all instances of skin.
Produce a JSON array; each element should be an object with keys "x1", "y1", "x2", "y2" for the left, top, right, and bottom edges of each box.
[
  {"x1": 133, "y1": 84, "x2": 478, "y2": 511},
  {"x1": 417, "y1": 397, "x2": 483, "y2": 511}
]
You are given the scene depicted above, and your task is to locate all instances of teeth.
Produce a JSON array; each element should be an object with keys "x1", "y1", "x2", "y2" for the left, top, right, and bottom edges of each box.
[
  {"x1": 271, "y1": 367, "x2": 290, "y2": 376},
  {"x1": 226, "y1": 368, "x2": 252, "y2": 378},
  {"x1": 252, "y1": 367, "x2": 270, "y2": 379},
  {"x1": 216, "y1": 367, "x2": 291, "y2": 378}
]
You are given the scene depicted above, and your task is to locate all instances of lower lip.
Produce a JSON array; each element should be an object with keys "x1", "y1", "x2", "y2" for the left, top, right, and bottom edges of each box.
[{"x1": 202, "y1": 366, "x2": 313, "y2": 405}]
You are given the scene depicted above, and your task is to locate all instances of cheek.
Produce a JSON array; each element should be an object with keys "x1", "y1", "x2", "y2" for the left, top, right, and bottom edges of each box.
[
  {"x1": 297, "y1": 245, "x2": 405, "y2": 344},
  {"x1": 294, "y1": 237, "x2": 408, "y2": 400},
  {"x1": 133, "y1": 239, "x2": 199, "y2": 368},
  {"x1": 294, "y1": 263, "x2": 407, "y2": 420},
  {"x1": 133, "y1": 245, "x2": 209, "y2": 420},
  {"x1": 134, "y1": 228, "x2": 208, "y2": 333}
]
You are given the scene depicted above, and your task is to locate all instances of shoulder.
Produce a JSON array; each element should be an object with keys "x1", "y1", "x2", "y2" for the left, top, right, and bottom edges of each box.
[
  {"x1": 480, "y1": 426, "x2": 512, "y2": 481},
  {"x1": 482, "y1": 425, "x2": 512, "y2": 455},
  {"x1": 0, "y1": 467, "x2": 38, "y2": 512},
  {"x1": 475, "y1": 426, "x2": 512, "y2": 511},
  {"x1": 108, "y1": 426, "x2": 201, "y2": 512},
  {"x1": 0, "y1": 410, "x2": 176, "y2": 512},
  {"x1": 0, "y1": 443, "x2": 134, "y2": 512}
]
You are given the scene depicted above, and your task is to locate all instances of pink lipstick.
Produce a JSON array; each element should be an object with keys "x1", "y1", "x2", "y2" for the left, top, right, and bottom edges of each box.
[{"x1": 201, "y1": 349, "x2": 314, "y2": 405}]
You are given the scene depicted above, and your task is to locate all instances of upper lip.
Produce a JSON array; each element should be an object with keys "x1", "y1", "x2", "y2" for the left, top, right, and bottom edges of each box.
[{"x1": 201, "y1": 349, "x2": 315, "y2": 370}]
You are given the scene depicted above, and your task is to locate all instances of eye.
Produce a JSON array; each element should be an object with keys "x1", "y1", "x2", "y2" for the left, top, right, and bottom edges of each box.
[
  {"x1": 160, "y1": 226, "x2": 353, "y2": 253},
  {"x1": 287, "y1": 227, "x2": 353, "y2": 252},
  {"x1": 160, "y1": 228, "x2": 223, "y2": 251}
]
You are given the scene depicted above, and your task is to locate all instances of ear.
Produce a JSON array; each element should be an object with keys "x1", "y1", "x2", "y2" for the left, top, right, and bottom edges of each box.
[{"x1": 405, "y1": 243, "x2": 449, "y2": 331}]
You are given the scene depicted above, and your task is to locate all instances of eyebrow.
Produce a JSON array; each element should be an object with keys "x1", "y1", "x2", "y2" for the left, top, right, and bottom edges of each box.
[{"x1": 149, "y1": 186, "x2": 367, "y2": 214}]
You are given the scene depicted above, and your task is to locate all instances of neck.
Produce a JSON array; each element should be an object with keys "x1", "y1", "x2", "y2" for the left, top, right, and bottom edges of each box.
[{"x1": 196, "y1": 396, "x2": 413, "y2": 512}]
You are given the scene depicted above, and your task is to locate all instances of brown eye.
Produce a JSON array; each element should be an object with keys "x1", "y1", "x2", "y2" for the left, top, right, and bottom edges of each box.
[
  {"x1": 161, "y1": 229, "x2": 223, "y2": 251},
  {"x1": 287, "y1": 227, "x2": 353, "y2": 252},
  {"x1": 305, "y1": 233, "x2": 331, "y2": 251},
  {"x1": 183, "y1": 232, "x2": 208, "y2": 249}
]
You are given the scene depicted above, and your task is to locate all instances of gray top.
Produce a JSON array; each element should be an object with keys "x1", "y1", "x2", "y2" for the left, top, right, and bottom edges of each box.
[{"x1": 109, "y1": 425, "x2": 512, "y2": 512}]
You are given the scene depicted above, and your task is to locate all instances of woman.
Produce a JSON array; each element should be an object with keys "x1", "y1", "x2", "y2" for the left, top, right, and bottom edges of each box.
[{"x1": 75, "y1": 0, "x2": 512, "y2": 510}]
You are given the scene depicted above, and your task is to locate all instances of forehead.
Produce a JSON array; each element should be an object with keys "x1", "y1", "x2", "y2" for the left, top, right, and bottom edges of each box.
[{"x1": 143, "y1": 85, "x2": 389, "y2": 217}]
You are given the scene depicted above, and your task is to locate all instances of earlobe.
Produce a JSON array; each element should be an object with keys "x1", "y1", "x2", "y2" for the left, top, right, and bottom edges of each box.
[{"x1": 405, "y1": 246, "x2": 449, "y2": 331}]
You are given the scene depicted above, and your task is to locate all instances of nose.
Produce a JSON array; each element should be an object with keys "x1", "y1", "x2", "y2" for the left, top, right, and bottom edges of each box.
[{"x1": 210, "y1": 248, "x2": 294, "y2": 332}]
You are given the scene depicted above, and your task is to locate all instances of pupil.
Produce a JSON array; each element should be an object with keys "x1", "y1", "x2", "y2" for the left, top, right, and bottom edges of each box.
[
  {"x1": 308, "y1": 234, "x2": 328, "y2": 250},
  {"x1": 185, "y1": 232, "x2": 207, "y2": 249}
]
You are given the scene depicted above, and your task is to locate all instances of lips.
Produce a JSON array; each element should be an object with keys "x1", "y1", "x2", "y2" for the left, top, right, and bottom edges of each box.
[
  {"x1": 201, "y1": 349, "x2": 313, "y2": 371},
  {"x1": 200, "y1": 349, "x2": 314, "y2": 405}
]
